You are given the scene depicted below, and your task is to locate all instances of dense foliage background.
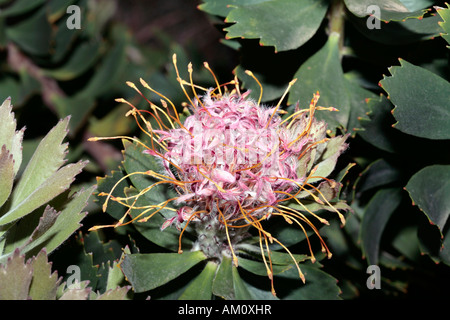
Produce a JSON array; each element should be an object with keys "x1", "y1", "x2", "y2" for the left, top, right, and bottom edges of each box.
[{"x1": 0, "y1": 0, "x2": 449, "y2": 300}]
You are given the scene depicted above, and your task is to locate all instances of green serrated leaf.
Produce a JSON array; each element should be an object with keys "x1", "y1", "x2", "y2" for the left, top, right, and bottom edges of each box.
[
  {"x1": 28, "y1": 250, "x2": 60, "y2": 300},
  {"x1": 20, "y1": 185, "x2": 94, "y2": 257},
  {"x1": 58, "y1": 286, "x2": 91, "y2": 300},
  {"x1": 0, "y1": 147, "x2": 14, "y2": 208},
  {"x1": 105, "y1": 260, "x2": 127, "y2": 292},
  {"x1": 120, "y1": 251, "x2": 206, "y2": 293},
  {"x1": 0, "y1": 97, "x2": 24, "y2": 175},
  {"x1": 358, "y1": 94, "x2": 398, "y2": 153},
  {"x1": 380, "y1": 59, "x2": 450, "y2": 140},
  {"x1": 95, "y1": 286, "x2": 130, "y2": 300},
  {"x1": 437, "y1": 3, "x2": 450, "y2": 47},
  {"x1": 82, "y1": 230, "x2": 122, "y2": 267},
  {"x1": 0, "y1": 160, "x2": 87, "y2": 226},
  {"x1": 0, "y1": 249, "x2": 33, "y2": 300},
  {"x1": 10, "y1": 117, "x2": 70, "y2": 207},
  {"x1": 405, "y1": 165, "x2": 450, "y2": 234},
  {"x1": 224, "y1": 0, "x2": 328, "y2": 52}
]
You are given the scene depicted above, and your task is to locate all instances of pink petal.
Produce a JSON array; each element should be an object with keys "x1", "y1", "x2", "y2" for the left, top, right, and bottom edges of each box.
[
  {"x1": 212, "y1": 169, "x2": 236, "y2": 184},
  {"x1": 160, "y1": 217, "x2": 176, "y2": 231}
]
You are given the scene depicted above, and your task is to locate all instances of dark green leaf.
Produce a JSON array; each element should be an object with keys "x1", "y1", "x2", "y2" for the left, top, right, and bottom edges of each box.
[
  {"x1": 42, "y1": 41, "x2": 101, "y2": 81},
  {"x1": 237, "y1": 256, "x2": 292, "y2": 276},
  {"x1": 46, "y1": 0, "x2": 79, "y2": 23},
  {"x1": 358, "y1": 94, "x2": 398, "y2": 153},
  {"x1": 360, "y1": 188, "x2": 403, "y2": 265},
  {"x1": 275, "y1": 264, "x2": 341, "y2": 299},
  {"x1": 289, "y1": 33, "x2": 376, "y2": 133},
  {"x1": 178, "y1": 261, "x2": 217, "y2": 300},
  {"x1": 120, "y1": 251, "x2": 206, "y2": 293},
  {"x1": 224, "y1": 0, "x2": 328, "y2": 52},
  {"x1": 232, "y1": 264, "x2": 253, "y2": 299},
  {"x1": 52, "y1": 95, "x2": 96, "y2": 135},
  {"x1": 0, "y1": 0, "x2": 46, "y2": 17},
  {"x1": 212, "y1": 255, "x2": 234, "y2": 299},
  {"x1": 76, "y1": 36, "x2": 127, "y2": 99},
  {"x1": 5, "y1": 7, "x2": 51, "y2": 56},
  {"x1": 405, "y1": 165, "x2": 450, "y2": 233},
  {"x1": 237, "y1": 243, "x2": 309, "y2": 266},
  {"x1": 355, "y1": 159, "x2": 402, "y2": 195},
  {"x1": 380, "y1": 59, "x2": 450, "y2": 140},
  {"x1": 198, "y1": 0, "x2": 270, "y2": 18}
]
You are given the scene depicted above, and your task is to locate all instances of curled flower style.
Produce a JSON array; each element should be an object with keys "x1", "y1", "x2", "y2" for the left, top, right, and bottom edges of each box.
[{"x1": 89, "y1": 54, "x2": 350, "y2": 296}]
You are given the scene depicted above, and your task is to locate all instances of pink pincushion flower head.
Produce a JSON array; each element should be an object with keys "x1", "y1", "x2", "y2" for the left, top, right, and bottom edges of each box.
[{"x1": 90, "y1": 54, "x2": 350, "y2": 296}]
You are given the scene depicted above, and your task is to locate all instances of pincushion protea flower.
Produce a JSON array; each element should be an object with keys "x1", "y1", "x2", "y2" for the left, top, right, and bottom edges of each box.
[{"x1": 89, "y1": 54, "x2": 350, "y2": 296}]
